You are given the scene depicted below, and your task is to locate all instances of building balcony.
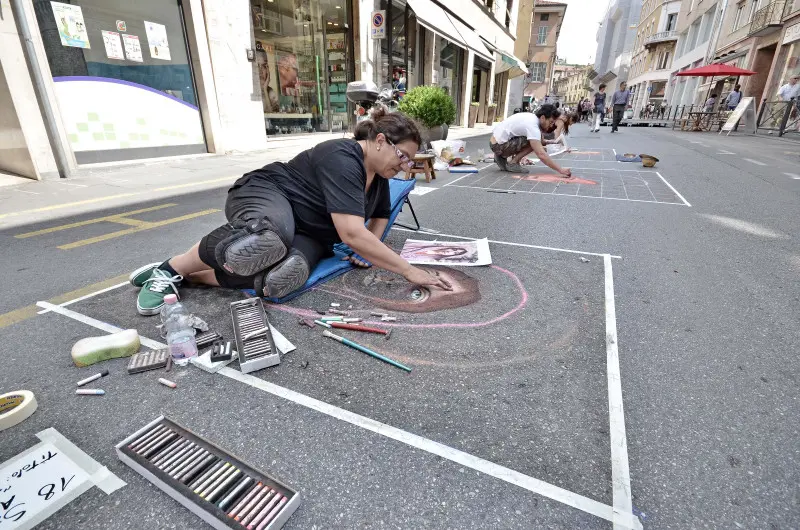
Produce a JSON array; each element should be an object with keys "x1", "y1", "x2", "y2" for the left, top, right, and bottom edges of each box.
[
  {"x1": 749, "y1": 0, "x2": 786, "y2": 37},
  {"x1": 644, "y1": 30, "x2": 678, "y2": 48}
]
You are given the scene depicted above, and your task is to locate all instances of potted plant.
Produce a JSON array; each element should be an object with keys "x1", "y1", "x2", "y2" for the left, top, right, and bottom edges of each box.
[
  {"x1": 486, "y1": 103, "x2": 497, "y2": 125},
  {"x1": 468, "y1": 102, "x2": 479, "y2": 128},
  {"x1": 397, "y1": 86, "x2": 456, "y2": 143}
]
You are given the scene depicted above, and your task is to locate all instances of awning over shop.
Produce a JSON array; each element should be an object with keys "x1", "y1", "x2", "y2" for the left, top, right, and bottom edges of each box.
[
  {"x1": 481, "y1": 38, "x2": 528, "y2": 78},
  {"x1": 448, "y1": 13, "x2": 494, "y2": 62},
  {"x1": 407, "y1": 0, "x2": 493, "y2": 63}
]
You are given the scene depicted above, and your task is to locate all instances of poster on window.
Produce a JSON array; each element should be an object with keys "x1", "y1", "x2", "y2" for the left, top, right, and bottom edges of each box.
[
  {"x1": 122, "y1": 34, "x2": 143, "y2": 62},
  {"x1": 51, "y1": 2, "x2": 90, "y2": 49},
  {"x1": 256, "y1": 41, "x2": 280, "y2": 113},
  {"x1": 277, "y1": 52, "x2": 301, "y2": 96},
  {"x1": 101, "y1": 30, "x2": 124, "y2": 60},
  {"x1": 144, "y1": 21, "x2": 171, "y2": 60}
]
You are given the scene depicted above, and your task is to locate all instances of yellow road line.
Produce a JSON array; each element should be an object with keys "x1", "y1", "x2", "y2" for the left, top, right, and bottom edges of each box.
[
  {"x1": 14, "y1": 204, "x2": 176, "y2": 238},
  {"x1": 108, "y1": 217, "x2": 151, "y2": 228},
  {"x1": 58, "y1": 209, "x2": 220, "y2": 250},
  {"x1": 0, "y1": 274, "x2": 129, "y2": 329},
  {"x1": 0, "y1": 175, "x2": 238, "y2": 221},
  {"x1": 0, "y1": 193, "x2": 141, "y2": 220}
]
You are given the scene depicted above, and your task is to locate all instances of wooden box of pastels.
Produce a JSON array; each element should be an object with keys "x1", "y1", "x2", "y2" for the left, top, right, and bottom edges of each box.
[{"x1": 115, "y1": 416, "x2": 300, "y2": 529}]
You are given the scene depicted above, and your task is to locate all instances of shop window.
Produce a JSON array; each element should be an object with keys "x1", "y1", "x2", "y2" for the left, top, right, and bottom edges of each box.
[
  {"x1": 251, "y1": 0, "x2": 351, "y2": 135},
  {"x1": 33, "y1": 0, "x2": 205, "y2": 162},
  {"x1": 434, "y1": 34, "x2": 464, "y2": 111}
]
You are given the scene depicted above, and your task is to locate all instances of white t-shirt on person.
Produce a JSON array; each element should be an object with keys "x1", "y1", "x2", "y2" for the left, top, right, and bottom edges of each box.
[{"x1": 492, "y1": 113, "x2": 542, "y2": 144}]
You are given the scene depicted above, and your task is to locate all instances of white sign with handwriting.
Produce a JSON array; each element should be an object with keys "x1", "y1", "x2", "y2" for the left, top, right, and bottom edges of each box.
[{"x1": 0, "y1": 443, "x2": 90, "y2": 529}]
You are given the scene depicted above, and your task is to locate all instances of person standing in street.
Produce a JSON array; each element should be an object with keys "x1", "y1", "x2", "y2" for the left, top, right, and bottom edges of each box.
[
  {"x1": 778, "y1": 75, "x2": 799, "y2": 102},
  {"x1": 610, "y1": 82, "x2": 631, "y2": 133},
  {"x1": 591, "y1": 84, "x2": 607, "y2": 132},
  {"x1": 725, "y1": 84, "x2": 742, "y2": 110},
  {"x1": 704, "y1": 94, "x2": 718, "y2": 112}
]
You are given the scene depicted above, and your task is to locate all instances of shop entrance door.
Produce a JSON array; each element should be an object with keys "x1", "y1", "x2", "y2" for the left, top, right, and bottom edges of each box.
[{"x1": 35, "y1": 0, "x2": 207, "y2": 163}]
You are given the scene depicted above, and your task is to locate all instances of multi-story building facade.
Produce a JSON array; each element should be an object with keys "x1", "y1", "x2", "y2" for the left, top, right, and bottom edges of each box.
[
  {"x1": 666, "y1": 0, "x2": 724, "y2": 105},
  {"x1": 552, "y1": 65, "x2": 593, "y2": 107},
  {"x1": 522, "y1": 0, "x2": 568, "y2": 104},
  {"x1": 710, "y1": 0, "x2": 800, "y2": 106},
  {"x1": 0, "y1": 0, "x2": 525, "y2": 180},
  {"x1": 592, "y1": 0, "x2": 643, "y2": 94},
  {"x1": 628, "y1": 0, "x2": 681, "y2": 115}
]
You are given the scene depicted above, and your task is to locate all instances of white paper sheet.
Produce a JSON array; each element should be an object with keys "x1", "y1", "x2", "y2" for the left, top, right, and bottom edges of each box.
[{"x1": 400, "y1": 238, "x2": 492, "y2": 266}]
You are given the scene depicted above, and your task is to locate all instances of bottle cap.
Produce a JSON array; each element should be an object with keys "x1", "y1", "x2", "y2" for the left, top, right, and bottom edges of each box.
[{"x1": 164, "y1": 294, "x2": 178, "y2": 304}]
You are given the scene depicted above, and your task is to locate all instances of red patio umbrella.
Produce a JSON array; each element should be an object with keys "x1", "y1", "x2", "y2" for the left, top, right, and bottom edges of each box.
[
  {"x1": 675, "y1": 64, "x2": 756, "y2": 77},
  {"x1": 676, "y1": 64, "x2": 757, "y2": 109}
]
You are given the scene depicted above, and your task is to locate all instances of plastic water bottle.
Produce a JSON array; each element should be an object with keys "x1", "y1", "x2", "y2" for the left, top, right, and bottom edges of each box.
[{"x1": 160, "y1": 294, "x2": 197, "y2": 360}]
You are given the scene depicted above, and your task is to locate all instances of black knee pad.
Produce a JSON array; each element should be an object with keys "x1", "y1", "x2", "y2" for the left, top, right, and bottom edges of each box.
[
  {"x1": 206, "y1": 219, "x2": 289, "y2": 277},
  {"x1": 254, "y1": 251, "x2": 310, "y2": 299}
]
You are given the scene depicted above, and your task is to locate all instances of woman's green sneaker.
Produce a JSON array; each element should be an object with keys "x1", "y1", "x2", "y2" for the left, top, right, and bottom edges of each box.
[
  {"x1": 137, "y1": 269, "x2": 183, "y2": 316},
  {"x1": 129, "y1": 262, "x2": 161, "y2": 288}
]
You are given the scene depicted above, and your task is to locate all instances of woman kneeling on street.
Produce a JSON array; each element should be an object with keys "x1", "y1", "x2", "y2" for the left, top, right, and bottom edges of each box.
[{"x1": 130, "y1": 108, "x2": 452, "y2": 316}]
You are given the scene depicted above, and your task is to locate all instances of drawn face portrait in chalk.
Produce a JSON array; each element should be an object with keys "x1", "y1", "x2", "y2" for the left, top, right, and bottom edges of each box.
[{"x1": 342, "y1": 266, "x2": 480, "y2": 313}]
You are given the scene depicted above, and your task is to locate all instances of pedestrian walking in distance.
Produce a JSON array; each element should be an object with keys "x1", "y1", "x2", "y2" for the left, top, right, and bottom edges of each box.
[
  {"x1": 725, "y1": 85, "x2": 742, "y2": 110},
  {"x1": 610, "y1": 82, "x2": 631, "y2": 133},
  {"x1": 591, "y1": 84, "x2": 607, "y2": 132}
]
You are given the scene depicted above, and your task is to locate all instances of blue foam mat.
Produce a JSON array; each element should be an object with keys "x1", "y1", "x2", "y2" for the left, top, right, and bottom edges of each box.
[
  {"x1": 245, "y1": 177, "x2": 417, "y2": 303},
  {"x1": 616, "y1": 154, "x2": 642, "y2": 162}
]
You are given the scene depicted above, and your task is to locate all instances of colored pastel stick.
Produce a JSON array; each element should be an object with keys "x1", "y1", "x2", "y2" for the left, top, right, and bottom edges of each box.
[
  {"x1": 149, "y1": 438, "x2": 187, "y2": 465},
  {"x1": 217, "y1": 477, "x2": 253, "y2": 511},
  {"x1": 207, "y1": 469, "x2": 242, "y2": 502},
  {"x1": 255, "y1": 496, "x2": 288, "y2": 530},
  {"x1": 168, "y1": 448, "x2": 206, "y2": 477},
  {"x1": 129, "y1": 425, "x2": 167, "y2": 451},
  {"x1": 190, "y1": 460, "x2": 224, "y2": 490},
  {"x1": 329, "y1": 322, "x2": 388, "y2": 335},
  {"x1": 235, "y1": 486, "x2": 269, "y2": 521},
  {"x1": 179, "y1": 454, "x2": 216, "y2": 483},
  {"x1": 228, "y1": 482, "x2": 263, "y2": 518},
  {"x1": 248, "y1": 493, "x2": 280, "y2": 529},
  {"x1": 322, "y1": 330, "x2": 412, "y2": 372},
  {"x1": 200, "y1": 466, "x2": 236, "y2": 499},
  {"x1": 242, "y1": 489, "x2": 276, "y2": 526}
]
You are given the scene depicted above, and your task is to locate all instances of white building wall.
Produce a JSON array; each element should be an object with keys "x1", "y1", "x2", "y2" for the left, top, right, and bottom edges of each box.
[{"x1": 202, "y1": 0, "x2": 267, "y2": 152}]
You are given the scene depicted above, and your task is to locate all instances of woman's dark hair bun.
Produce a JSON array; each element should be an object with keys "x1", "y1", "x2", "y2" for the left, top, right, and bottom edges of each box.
[{"x1": 354, "y1": 107, "x2": 423, "y2": 148}]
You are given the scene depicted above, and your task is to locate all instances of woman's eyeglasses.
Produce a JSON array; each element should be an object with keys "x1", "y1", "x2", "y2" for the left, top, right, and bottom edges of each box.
[{"x1": 386, "y1": 139, "x2": 412, "y2": 169}]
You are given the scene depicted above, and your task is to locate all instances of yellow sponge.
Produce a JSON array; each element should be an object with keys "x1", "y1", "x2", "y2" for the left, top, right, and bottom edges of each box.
[{"x1": 71, "y1": 329, "x2": 141, "y2": 367}]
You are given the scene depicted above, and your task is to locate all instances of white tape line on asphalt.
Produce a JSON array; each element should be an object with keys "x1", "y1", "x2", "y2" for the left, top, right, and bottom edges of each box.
[
  {"x1": 717, "y1": 150, "x2": 735, "y2": 155},
  {"x1": 784, "y1": 172, "x2": 800, "y2": 179},
  {"x1": 36, "y1": 295, "x2": 642, "y2": 529},
  {"x1": 743, "y1": 158, "x2": 767, "y2": 166},
  {"x1": 391, "y1": 226, "x2": 622, "y2": 259},
  {"x1": 35, "y1": 301, "x2": 165, "y2": 350},
  {"x1": 37, "y1": 281, "x2": 128, "y2": 314},
  {"x1": 604, "y1": 255, "x2": 635, "y2": 530},
  {"x1": 655, "y1": 171, "x2": 691, "y2": 207}
]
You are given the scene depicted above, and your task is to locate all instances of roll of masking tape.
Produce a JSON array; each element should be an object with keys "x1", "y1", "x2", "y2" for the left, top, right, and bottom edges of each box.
[{"x1": 0, "y1": 390, "x2": 38, "y2": 431}]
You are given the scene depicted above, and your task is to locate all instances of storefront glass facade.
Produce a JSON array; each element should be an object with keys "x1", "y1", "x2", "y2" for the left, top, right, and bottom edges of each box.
[
  {"x1": 251, "y1": 0, "x2": 352, "y2": 134},
  {"x1": 35, "y1": 0, "x2": 206, "y2": 163}
]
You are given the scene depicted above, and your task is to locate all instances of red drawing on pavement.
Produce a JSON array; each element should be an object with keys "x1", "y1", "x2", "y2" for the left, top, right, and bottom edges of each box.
[{"x1": 511, "y1": 175, "x2": 598, "y2": 185}]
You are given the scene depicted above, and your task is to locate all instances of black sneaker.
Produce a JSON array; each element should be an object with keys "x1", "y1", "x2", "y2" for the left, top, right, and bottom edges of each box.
[{"x1": 493, "y1": 154, "x2": 508, "y2": 171}]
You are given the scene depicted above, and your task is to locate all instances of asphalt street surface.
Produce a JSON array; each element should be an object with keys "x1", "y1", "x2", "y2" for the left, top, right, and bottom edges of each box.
[{"x1": 1, "y1": 125, "x2": 798, "y2": 529}]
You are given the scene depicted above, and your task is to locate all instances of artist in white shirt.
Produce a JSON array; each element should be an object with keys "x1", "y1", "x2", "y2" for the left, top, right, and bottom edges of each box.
[
  {"x1": 489, "y1": 105, "x2": 572, "y2": 177},
  {"x1": 778, "y1": 75, "x2": 800, "y2": 102}
]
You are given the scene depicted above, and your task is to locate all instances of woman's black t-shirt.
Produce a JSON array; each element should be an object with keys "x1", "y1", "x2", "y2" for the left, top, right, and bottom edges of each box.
[{"x1": 231, "y1": 139, "x2": 391, "y2": 246}]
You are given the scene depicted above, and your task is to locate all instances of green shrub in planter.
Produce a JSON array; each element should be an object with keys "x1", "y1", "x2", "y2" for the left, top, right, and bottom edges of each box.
[{"x1": 398, "y1": 86, "x2": 457, "y2": 128}]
